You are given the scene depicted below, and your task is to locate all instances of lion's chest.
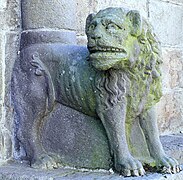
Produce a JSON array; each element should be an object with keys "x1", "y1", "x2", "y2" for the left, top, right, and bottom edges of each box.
[{"x1": 126, "y1": 72, "x2": 161, "y2": 119}]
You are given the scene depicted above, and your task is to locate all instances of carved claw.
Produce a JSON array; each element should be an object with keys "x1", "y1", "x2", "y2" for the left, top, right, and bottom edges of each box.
[
  {"x1": 156, "y1": 155, "x2": 181, "y2": 174},
  {"x1": 115, "y1": 156, "x2": 145, "y2": 177}
]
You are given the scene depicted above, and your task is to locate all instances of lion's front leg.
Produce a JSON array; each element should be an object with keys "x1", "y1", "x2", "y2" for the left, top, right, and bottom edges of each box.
[
  {"x1": 97, "y1": 101, "x2": 145, "y2": 177},
  {"x1": 139, "y1": 106, "x2": 181, "y2": 174}
]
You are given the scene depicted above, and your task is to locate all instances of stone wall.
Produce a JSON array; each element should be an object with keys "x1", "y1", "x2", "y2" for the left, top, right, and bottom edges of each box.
[
  {"x1": 0, "y1": 0, "x2": 182, "y2": 163},
  {"x1": 149, "y1": 0, "x2": 183, "y2": 135},
  {"x1": 0, "y1": 0, "x2": 21, "y2": 162}
]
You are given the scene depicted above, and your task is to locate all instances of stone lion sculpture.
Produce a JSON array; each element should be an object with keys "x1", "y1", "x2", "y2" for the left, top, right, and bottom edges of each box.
[
  {"x1": 12, "y1": 7, "x2": 181, "y2": 177},
  {"x1": 84, "y1": 7, "x2": 180, "y2": 176}
]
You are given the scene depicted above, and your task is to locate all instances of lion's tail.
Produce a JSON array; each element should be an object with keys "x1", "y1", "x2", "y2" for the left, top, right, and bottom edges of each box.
[{"x1": 30, "y1": 52, "x2": 55, "y2": 114}]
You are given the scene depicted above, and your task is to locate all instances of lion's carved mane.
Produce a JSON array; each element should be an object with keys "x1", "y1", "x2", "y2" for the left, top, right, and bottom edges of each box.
[{"x1": 91, "y1": 14, "x2": 162, "y2": 117}]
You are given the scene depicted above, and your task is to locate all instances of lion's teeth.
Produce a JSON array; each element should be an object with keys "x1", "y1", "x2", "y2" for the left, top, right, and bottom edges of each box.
[{"x1": 90, "y1": 46, "x2": 125, "y2": 53}]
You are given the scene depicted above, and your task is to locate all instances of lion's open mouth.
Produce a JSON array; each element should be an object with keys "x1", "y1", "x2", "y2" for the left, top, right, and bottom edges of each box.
[
  {"x1": 88, "y1": 46, "x2": 126, "y2": 53},
  {"x1": 88, "y1": 46, "x2": 128, "y2": 70}
]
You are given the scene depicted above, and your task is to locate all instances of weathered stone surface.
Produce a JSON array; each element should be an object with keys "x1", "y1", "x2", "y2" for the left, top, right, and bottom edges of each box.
[
  {"x1": 42, "y1": 103, "x2": 111, "y2": 169},
  {"x1": 76, "y1": 1, "x2": 183, "y2": 46},
  {"x1": 11, "y1": 44, "x2": 111, "y2": 169},
  {"x1": 0, "y1": 163, "x2": 182, "y2": 180},
  {"x1": 5, "y1": 32, "x2": 20, "y2": 90},
  {"x1": 0, "y1": 0, "x2": 21, "y2": 31},
  {"x1": 11, "y1": 43, "x2": 151, "y2": 170},
  {"x1": 92, "y1": 0, "x2": 148, "y2": 17},
  {"x1": 0, "y1": 33, "x2": 4, "y2": 101},
  {"x1": 20, "y1": 30, "x2": 77, "y2": 49},
  {"x1": 167, "y1": 49, "x2": 183, "y2": 89},
  {"x1": 0, "y1": 29, "x2": 6, "y2": 162},
  {"x1": 0, "y1": 32, "x2": 20, "y2": 162},
  {"x1": 76, "y1": 0, "x2": 93, "y2": 33},
  {"x1": 157, "y1": 48, "x2": 183, "y2": 134},
  {"x1": 12, "y1": 7, "x2": 183, "y2": 177},
  {"x1": 149, "y1": 0, "x2": 183, "y2": 47},
  {"x1": 0, "y1": 11, "x2": 6, "y2": 30},
  {"x1": 160, "y1": 134, "x2": 183, "y2": 164},
  {"x1": 160, "y1": 49, "x2": 183, "y2": 91},
  {"x1": 0, "y1": 0, "x2": 7, "y2": 10},
  {"x1": 164, "y1": 0, "x2": 183, "y2": 5},
  {"x1": 6, "y1": 0, "x2": 21, "y2": 30},
  {"x1": 21, "y1": 0, "x2": 77, "y2": 30},
  {"x1": 76, "y1": 0, "x2": 94, "y2": 44},
  {"x1": 0, "y1": 0, "x2": 21, "y2": 163},
  {"x1": 157, "y1": 91, "x2": 183, "y2": 135},
  {"x1": 0, "y1": 1, "x2": 183, "y2": 179}
]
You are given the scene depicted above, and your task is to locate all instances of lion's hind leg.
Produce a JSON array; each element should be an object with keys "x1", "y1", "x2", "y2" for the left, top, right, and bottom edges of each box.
[
  {"x1": 29, "y1": 51, "x2": 63, "y2": 169},
  {"x1": 13, "y1": 47, "x2": 62, "y2": 169}
]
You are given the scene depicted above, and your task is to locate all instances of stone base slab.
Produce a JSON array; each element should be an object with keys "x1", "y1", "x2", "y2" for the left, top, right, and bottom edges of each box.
[
  {"x1": 160, "y1": 134, "x2": 183, "y2": 164},
  {"x1": 0, "y1": 134, "x2": 182, "y2": 179},
  {"x1": 0, "y1": 163, "x2": 182, "y2": 180}
]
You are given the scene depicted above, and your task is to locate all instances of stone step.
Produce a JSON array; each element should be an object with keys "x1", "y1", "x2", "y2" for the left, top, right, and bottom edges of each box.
[
  {"x1": 0, "y1": 163, "x2": 182, "y2": 180},
  {"x1": 160, "y1": 133, "x2": 183, "y2": 164},
  {"x1": 0, "y1": 134, "x2": 182, "y2": 180}
]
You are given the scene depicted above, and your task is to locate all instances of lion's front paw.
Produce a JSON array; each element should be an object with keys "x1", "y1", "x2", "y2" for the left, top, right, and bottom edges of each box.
[
  {"x1": 156, "y1": 155, "x2": 182, "y2": 174},
  {"x1": 31, "y1": 153, "x2": 62, "y2": 169},
  {"x1": 115, "y1": 156, "x2": 145, "y2": 177}
]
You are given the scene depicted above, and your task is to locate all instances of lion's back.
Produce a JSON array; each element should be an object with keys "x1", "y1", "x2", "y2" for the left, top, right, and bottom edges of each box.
[{"x1": 50, "y1": 45, "x2": 98, "y2": 117}]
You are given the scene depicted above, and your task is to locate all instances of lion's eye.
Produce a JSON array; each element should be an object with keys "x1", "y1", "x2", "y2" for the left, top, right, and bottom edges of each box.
[
  {"x1": 106, "y1": 23, "x2": 119, "y2": 30},
  {"x1": 88, "y1": 24, "x2": 96, "y2": 31}
]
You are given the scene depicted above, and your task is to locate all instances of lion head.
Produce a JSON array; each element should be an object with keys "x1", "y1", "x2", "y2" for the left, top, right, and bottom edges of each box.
[
  {"x1": 85, "y1": 7, "x2": 162, "y2": 112},
  {"x1": 85, "y1": 7, "x2": 162, "y2": 72}
]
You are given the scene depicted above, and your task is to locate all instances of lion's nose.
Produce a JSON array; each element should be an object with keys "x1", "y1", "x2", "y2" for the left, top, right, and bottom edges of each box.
[
  {"x1": 91, "y1": 26, "x2": 103, "y2": 40},
  {"x1": 91, "y1": 33, "x2": 102, "y2": 40}
]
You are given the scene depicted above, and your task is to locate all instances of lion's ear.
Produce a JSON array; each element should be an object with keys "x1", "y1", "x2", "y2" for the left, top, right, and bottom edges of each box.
[
  {"x1": 126, "y1": 10, "x2": 142, "y2": 37},
  {"x1": 85, "y1": 13, "x2": 96, "y2": 34}
]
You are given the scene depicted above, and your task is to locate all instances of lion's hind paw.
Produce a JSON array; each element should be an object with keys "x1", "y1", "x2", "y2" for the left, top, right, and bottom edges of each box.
[
  {"x1": 157, "y1": 155, "x2": 182, "y2": 174},
  {"x1": 121, "y1": 168, "x2": 145, "y2": 177},
  {"x1": 115, "y1": 157, "x2": 145, "y2": 177}
]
